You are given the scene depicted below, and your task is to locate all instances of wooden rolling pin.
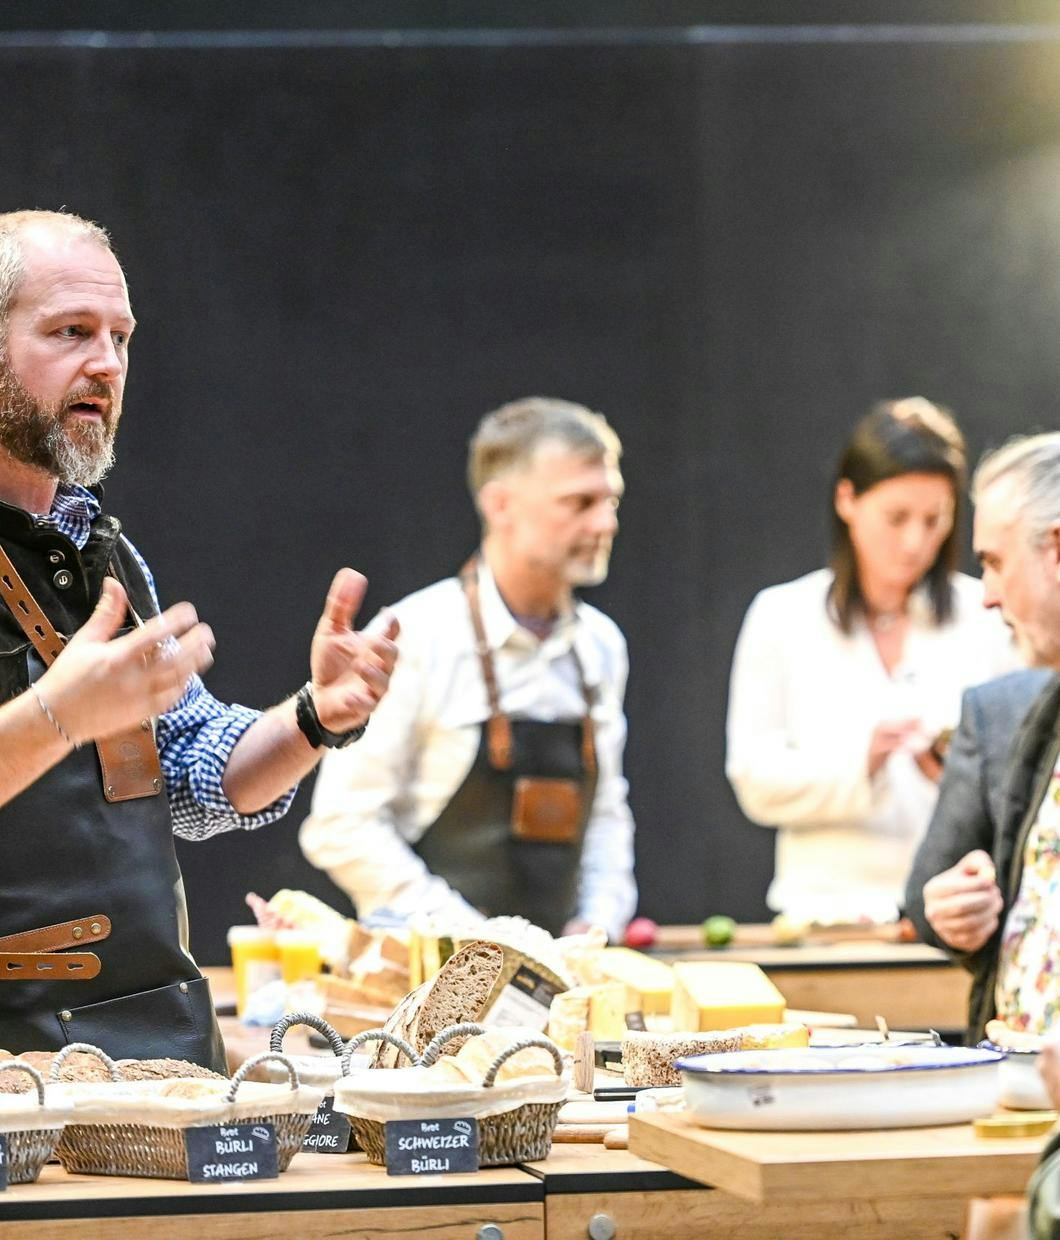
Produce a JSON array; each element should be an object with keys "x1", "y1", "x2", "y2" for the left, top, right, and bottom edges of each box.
[{"x1": 553, "y1": 1124, "x2": 628, "y2": 1147}]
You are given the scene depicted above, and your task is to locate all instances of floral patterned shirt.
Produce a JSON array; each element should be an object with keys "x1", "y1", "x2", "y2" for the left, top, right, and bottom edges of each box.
[{"x1": 995, "y1": 757, "x2": 1060, "y2": 1032}]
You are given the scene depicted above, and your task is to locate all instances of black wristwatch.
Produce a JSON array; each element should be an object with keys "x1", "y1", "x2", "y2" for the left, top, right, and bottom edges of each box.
[{"x1": 295, "y1": 681, "x2": 368, "y2": 750}]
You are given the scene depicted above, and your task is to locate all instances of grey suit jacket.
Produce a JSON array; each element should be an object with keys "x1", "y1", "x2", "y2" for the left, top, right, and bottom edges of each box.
[{"x1": 904, "y1": 667, "x2": 1053, "y2": 952}]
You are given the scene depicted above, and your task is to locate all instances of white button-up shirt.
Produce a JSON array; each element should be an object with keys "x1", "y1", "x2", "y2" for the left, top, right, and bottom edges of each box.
[
  {"x1": 300, "y1": 560, "x2": 636, "y2": 940},
  {"x1": 726, "y1": 568, "x2": 1018, "y2": 922}
]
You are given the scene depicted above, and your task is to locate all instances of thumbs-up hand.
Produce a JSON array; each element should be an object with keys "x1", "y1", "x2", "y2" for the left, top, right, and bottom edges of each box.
[{"x1": 308, "y1": 568, "x2": 399, "y2": 735}]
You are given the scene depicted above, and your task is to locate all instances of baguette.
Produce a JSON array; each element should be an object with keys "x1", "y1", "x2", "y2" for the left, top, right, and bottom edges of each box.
[{"x1": 370, "y1": 940, "x2": 504, "y2": 1068}]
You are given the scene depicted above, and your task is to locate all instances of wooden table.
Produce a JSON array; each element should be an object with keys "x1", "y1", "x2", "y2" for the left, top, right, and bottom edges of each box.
[
  {"x1": 0, "y1": 1154, "x2": 544, "y2": 1239},
  {"x1": 650, "y1": 928, "x2": 972, "y2": 1031},
  {"x1": 629, "y1": 1110, "x2": 1042, "y2": 1238}
]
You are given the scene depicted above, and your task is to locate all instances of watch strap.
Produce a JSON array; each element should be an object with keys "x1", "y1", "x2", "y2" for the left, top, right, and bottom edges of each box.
[{"x1": 296, "y1": 681, "x2": 367, "y2": 749}]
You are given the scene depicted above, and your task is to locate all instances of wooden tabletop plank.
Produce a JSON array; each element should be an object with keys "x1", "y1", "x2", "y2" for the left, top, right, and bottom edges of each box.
[
  {"x1": 628, "y1": 1111, "x2": 1046, "y2": 1204},
  {"x1": 0, "y1": 1153, "x2": 540, "y2": 1215}
]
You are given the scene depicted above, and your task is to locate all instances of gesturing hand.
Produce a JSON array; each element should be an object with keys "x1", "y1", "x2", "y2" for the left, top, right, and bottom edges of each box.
[
  {"x1": 922, "y1": 849, "x2": 1002, "y2": 953},
  {"x1": 309, "y1": 568, "x2": 399, "y2": 734},
  {"x1": 36, "y1": 577, "x2": 215, "y2": 745}
]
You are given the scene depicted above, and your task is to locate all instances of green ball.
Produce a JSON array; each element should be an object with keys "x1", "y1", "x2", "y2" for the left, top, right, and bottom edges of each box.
[{"x1": 702, "y1": 915, "x2": 737, "y2": 947}]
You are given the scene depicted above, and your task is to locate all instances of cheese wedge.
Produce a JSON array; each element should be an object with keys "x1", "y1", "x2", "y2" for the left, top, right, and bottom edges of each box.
[
  {"x1": 670, "y1": 961, "x2": 785, "y2": 1032},
  {"x1": 595, "y1": 948, "x2": 674, "y2": 1015}
]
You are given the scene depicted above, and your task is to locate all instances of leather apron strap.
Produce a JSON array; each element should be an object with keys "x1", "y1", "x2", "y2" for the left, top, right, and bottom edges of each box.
[
  {"x1": 459, "y1": 555, "x2": 597, "y2": 775},
  {"x1": 0, "y1": 544, "x2": 163, "y2": 802}
]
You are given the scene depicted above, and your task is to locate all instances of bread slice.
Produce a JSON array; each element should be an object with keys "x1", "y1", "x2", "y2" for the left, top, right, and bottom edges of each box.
[{"x1": 370, "y1": 940, "x2": 504, "y2": 1068}]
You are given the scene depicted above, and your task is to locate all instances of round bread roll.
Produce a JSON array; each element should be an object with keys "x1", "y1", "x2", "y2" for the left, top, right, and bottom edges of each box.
[
  {"x1": 423, "y1": 1058, "x2": 473, "y2": 1085},
  {"x1": 453, "y1": 1028, "x2": 558, "y2": 1084}
]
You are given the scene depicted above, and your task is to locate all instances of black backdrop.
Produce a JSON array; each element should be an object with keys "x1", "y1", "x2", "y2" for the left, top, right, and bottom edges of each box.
[{"x1": 3, "y1": 12, "x2": 1060, "y2": 961}]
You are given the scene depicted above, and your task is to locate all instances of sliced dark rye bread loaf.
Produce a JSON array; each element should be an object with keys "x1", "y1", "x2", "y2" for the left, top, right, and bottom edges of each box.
[{"x1": 370, "y1": 940, "x2": 504, "y2": 1068}]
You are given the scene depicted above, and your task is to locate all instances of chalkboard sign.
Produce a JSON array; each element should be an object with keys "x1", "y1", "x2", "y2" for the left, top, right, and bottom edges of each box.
[
  {"x1": 384, "y1": 1117, "x2": 479, "y2": 1176},
  {"x1": 0, "y1": 1134, "x2": 7, "y2": 1190},
  {"x1": 184, "y1": 1123, "x2": 278, "y2": 1183},
  {"x1": 302, "y1": 1095, "x2": 352, "y2": 1153}
]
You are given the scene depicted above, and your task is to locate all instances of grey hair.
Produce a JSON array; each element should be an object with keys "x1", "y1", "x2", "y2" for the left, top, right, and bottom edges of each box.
[
  {"x1": 467, "y1": 396, "x2": 621, "y2": 503},
  {"x1": 0, "y1": 210, "x2": 113, "y2": 333},
  {"x1": 972, "y1": 432, "x2": 1060, "y2": 543}
]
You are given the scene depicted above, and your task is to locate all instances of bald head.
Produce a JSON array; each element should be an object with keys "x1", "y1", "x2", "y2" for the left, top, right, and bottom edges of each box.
[
  {"x1": 0, "y1": 211, "x2": 114, "y2": 337},
  {"x1": 0, "y1": 211, "x2": 131, "y2": 489}
]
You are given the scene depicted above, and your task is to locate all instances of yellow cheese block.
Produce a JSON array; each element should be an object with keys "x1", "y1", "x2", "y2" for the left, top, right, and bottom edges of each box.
[
  {"x1": 595, "y1": 948, "x2": 674, "y2": 1015},
  {"x1": 670, "y1": 961, "x2": 785, "y2": 1032},
  {"x1": 547, "y1": 981, "x2": 629, "y2": 1049}
]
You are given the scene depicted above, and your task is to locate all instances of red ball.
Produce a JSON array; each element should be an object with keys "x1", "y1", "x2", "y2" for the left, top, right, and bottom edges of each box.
[{"x1": 623, "y1": 917, "x2": 657, "y2": 948}]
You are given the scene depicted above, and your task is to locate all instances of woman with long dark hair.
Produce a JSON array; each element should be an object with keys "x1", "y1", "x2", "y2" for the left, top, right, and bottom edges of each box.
[{"x1": 726, "y1": 398, "x2": 1017, "y2": 923}]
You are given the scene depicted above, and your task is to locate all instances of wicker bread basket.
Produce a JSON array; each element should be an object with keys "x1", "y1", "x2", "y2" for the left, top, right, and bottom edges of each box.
[
  {"x1": 333, "y1": 1023, "x2": 567, "y2": 1167},
  {"x1": 51, "y1": 1043, "x2": 322, "y2": 1179},
  {"x1": 268, "y1": 1011, "x2": 361, "y2": 1152},
  {"x1": 0, "y1": 1062, "x2": 68, "y2": 1184}
]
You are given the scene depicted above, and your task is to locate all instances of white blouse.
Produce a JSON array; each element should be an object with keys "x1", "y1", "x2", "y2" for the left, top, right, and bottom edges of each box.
[{"x1": 726, "y1": 569, "x2": 1019, "y2": 922}]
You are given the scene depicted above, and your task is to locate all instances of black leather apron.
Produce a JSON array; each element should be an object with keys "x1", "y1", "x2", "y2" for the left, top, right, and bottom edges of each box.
[
  {"x1": 413, "y1": 560, "x2": 598, "y2": 935},
  {"x1": 0, "y1": 502, "x2": 225, "y2": 1071}
]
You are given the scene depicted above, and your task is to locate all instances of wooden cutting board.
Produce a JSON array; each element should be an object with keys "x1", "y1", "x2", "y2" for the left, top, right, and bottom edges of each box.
[{"x1": 628, "y1": 1110, "x2": 1044, "y2": 1204}]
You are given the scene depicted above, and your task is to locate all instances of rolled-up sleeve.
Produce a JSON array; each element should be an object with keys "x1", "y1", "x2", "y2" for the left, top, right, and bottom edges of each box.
[
  {"x1": 157, "y1": 678, "x2": 296, "y2": 840},
  {"x1": 122, "y1": 536, "x2": 296, "y2": 840},
  {"x1": 574, "y1": 630, "x2": 637, "y2": 941}
]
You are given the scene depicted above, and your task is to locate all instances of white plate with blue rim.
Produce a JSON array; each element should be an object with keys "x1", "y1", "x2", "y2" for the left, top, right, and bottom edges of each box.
[{"x1": 675, "y1": 1044, "x2": 1002, "y2": 1130}]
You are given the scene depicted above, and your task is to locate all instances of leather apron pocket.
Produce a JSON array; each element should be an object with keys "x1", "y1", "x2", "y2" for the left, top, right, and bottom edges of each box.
[
  {"x1": 57, "y1": 977, "x2": 225, "y2": 1071},
  {"x1": 510, "y1": 776, "x2": 582, "y2": 843}
]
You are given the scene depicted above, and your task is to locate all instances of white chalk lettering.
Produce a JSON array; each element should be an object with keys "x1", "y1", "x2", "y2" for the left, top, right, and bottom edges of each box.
[
  {"x1": 202, "y1": 1161, "x2": 258, "y2": 1178},
  {"x1": 411, "y1": 1156, "x2": 450, "y2": 1172}
]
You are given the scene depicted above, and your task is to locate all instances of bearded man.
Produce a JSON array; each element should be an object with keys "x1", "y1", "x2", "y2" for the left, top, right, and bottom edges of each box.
[
  {"x1": 0, "y1": 209, "x2": 397, "y2": 1069},
  {"x1": 300, "y1": 397, "x2": 637, "y2": 941}
]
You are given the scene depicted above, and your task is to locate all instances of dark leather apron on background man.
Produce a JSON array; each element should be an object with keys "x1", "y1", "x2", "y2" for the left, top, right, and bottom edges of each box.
[
  {"x1": 414, "y1": 559, "x2": 599, "y2": 935},
  {"x1": 0, "y1": 499, "x2": 225, "y2": 1071}
]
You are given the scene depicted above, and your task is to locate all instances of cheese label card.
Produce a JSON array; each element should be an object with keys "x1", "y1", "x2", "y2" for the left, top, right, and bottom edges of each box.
[
  {"x1": 185, "y1": 1123, "x2": 278, "y2": 1182},
  {"x1": 385, "y1": 1117, "x2": 479, "y2": 1175},
  {"x1": 484, "y1": 964, "x2": 563, "y2": 1030},
  {"x1": 302, "y1": 1095, "x2": 352, "y2": 1153},
  {"x1": 0, "y1": 1134, "x2": 8, "y2": 1190}
]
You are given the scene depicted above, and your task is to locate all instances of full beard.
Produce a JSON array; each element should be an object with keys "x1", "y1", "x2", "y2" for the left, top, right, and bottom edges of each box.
[{"x1": 0, "y1": 359, "x2": 118, "y2": 487}]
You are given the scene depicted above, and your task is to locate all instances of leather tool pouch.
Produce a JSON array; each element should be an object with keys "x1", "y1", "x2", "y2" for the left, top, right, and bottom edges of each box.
[
  {"x1": 58, "y1": 976, "x2": 218, "y2": 1063},
  {"x1": 510, "y1": 776, "x2": 582, "y2": 844}
]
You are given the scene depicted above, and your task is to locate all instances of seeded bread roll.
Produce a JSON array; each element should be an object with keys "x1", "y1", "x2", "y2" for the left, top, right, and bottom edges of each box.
[
  {"x1": 622, "y1": 1024, "x2": 809, "y2": 1086},
  {"x1": 371, "y1": 940, "x2": 505, "y2": 1068},
  {"x1": 0, "y1": 1052, "x2": 224, "y2": 1092}
]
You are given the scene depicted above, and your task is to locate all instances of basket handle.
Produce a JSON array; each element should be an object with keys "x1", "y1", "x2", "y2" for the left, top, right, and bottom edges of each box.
[
  {"x1": 48, "y1": 1042, "x2": 120, "y2": 1083},
  {"x1": 482, "y1": 1037, "x2": 565, "y2": 1089},
  {"x1": 269, "y1": 1011, "x2": 345, "y2": 1057},
  {"x1": 341, "y1": 1029, "x2": 418, "y2": 1075},
  {"x1": 418, "y1": 1022, "x2": 488, "y2": 1068},
  {"x1": 0, "y1": 1062, "x2": 46, "y2": 1106},
  {"x1": 226, "y1": 1051, "x2": 301, "y2": 1104}
]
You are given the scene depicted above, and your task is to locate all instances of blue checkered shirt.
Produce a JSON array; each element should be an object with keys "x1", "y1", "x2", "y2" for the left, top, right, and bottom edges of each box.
[{"x1": 40, "y1": 485, "x2": 297, "y2": 840}]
